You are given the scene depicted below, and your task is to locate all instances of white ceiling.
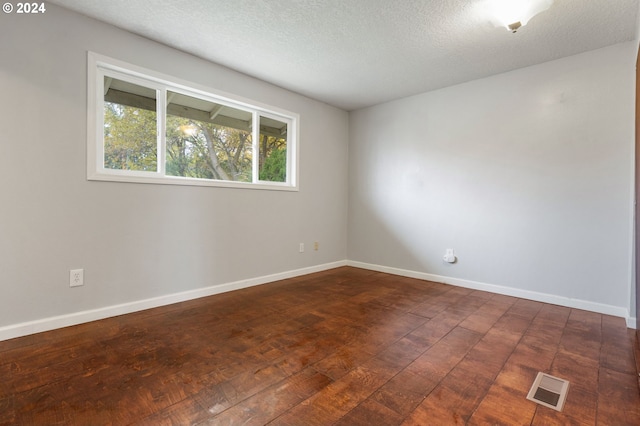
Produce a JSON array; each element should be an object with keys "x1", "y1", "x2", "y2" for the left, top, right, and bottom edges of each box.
[{"x1": 49, "y1": 0, "x2": 639, "y2": 111}]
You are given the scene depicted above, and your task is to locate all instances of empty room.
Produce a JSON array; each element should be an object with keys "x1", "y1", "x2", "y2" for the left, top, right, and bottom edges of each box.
[{"x1": 1, "y1": 0, "x2": 640, "y2": 424}]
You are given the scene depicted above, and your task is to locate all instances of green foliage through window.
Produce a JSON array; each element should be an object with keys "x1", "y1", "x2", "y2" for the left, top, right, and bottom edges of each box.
[
  {"x1": 104, "y1": 102, "x2": 157, "y2": 171},
  {"x1": 166, "y1": 119, "x2": 254, "y2": 181},
  {"x1": 259, "y1": 138, "x2": 287, "y2": 182}
]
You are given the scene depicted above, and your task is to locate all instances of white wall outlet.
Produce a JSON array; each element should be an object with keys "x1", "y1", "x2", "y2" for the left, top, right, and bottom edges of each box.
[
  {"x1": 70, "y1": 269, "x2": 84, "y2": 287},
  {"x1": 314, "y1": 241, "x2": 319, "y2": 251},
  {"x1": 299, "y1": 243, "x2": 305, "y2": 253},
  {"x1": 443, "y1": 249, "x2": 457, "y2": 264}
]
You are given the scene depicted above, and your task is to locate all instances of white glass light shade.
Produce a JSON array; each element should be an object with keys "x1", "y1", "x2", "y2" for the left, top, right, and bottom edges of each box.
[{"x1": 487, "y1": 0, "x2": 554, "y2": 30}]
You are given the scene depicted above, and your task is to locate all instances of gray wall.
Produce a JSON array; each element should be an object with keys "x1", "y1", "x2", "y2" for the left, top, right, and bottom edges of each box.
[
  {"x1": 0, "y1": 5, "x2": 349, "y2": 328},
  {"x1": 348, "y1": 42, "x2": 636, "y2": 316}
]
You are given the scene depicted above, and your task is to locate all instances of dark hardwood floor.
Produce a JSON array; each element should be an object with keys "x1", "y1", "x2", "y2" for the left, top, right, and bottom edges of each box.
[{"x1": 1, "y1": 266, "x2": 639, "y2": 425}]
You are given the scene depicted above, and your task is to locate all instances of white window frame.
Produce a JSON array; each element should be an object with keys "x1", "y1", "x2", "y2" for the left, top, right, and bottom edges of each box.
[{"x1": 87, "y1": 52, "x2": 299, "y2": 191}]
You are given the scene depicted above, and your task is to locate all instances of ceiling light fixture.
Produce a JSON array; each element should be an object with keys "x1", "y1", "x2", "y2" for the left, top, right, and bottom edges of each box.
[{"x1": 487, "y1": 0, "x2": 554, "y2": 33}]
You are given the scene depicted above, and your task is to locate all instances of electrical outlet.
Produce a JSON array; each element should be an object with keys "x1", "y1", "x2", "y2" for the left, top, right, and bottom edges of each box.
[
  {"x1": 70, "y1": 269, "x2": 84, "y2": 287},
  {"x1": 443, "y1": 249, "x2": 457, "y2": 264},
  {"x1": 314, "y1": 241, "x2": 319, "y2": 251},
  {"x1": 299, "y1": 243, "x2": 305, "y2": 253}
]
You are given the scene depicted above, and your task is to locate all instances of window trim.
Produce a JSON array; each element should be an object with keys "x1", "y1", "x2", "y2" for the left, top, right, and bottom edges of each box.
[{"x1": 87, "y1": 52, "x2": 299, "y2": 191}]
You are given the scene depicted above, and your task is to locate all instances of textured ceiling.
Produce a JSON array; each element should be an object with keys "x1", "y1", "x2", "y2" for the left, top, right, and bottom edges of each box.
[{"x1": 49, "y1": 0, "x2": 639, "y2": 110}]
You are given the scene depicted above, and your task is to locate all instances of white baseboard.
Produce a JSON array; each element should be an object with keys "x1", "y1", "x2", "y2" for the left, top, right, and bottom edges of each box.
[
  {"x1": 347, "y1": 260, "x2": 633, "y2": 327},
  {"x1": 1, "y1": 259, "x2": 634, "y2": 342},
  {"x1": 0, "y1": 260, "x2": 347, "y2": 342}
]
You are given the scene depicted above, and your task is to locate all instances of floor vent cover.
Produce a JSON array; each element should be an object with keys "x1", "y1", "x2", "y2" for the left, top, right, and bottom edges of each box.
[{"x1": 526, "y1": 372, "x2": 570, "y2": 412}]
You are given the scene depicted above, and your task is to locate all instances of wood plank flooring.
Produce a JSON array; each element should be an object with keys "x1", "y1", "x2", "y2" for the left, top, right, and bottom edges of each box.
[{"x1": 1, "y1": 266, "x2": 639, "y2": 425}]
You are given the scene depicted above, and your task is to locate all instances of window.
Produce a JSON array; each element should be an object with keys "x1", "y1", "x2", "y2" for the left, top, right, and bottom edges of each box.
[{"x1": 88, "y1": 52, "x2": 298, "y2": 190}]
